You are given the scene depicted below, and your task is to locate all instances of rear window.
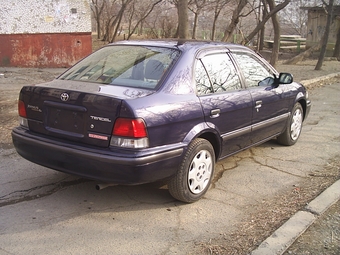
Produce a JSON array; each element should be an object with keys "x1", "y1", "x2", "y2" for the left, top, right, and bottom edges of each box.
[{"x1": 59, "y1": 45, "x2": 180, "y2": 89}]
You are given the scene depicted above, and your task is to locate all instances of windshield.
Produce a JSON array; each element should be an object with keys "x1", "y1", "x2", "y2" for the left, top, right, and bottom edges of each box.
[{"x1": 59, "y1": 45, "x2": 180, "y2": 89}]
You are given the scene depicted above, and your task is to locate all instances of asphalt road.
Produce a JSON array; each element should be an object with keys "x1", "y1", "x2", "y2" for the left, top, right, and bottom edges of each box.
[{"x1": 0, "y1": 81, "x2": 339, "y2": 255}]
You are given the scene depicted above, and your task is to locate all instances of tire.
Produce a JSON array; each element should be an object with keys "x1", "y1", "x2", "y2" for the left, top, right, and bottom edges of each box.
[
  {"x1": 168, "y1": 138, "x2": 215, "y2": 203},
  {"x1": 277, "y1": 103, "x2": 303, "y2": 146}
]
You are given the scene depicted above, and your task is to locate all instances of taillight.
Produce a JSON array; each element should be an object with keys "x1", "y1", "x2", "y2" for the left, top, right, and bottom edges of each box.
[
  {"x1": 18, "y1": 100, "x2": 27, "y2": 118},
  {"x1": 112, "y1": 118, "x2": 147, "y2": 138},
  {"x1": 18, "y1": 100, "x2": 29, "y2": 128},
  {"x1": 110, "y1": 118, "x2": 149, "y2": 148}
]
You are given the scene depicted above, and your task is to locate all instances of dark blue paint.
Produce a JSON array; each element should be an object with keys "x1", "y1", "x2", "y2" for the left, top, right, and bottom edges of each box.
[{"x1": 12, "y1": 40, "x2": 311, "y2": 185}]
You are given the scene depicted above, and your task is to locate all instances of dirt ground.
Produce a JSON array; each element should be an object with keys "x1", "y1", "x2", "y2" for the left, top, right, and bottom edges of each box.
[
  {"x1": 284, "y1": 200, "x2": 340, "y2": 255},
  {"x1": 0, "y1": 68, "x2": 65, "y2": 148},
  {"x1": 0, "y1": 53, "x2": 339, "y2": 254}
]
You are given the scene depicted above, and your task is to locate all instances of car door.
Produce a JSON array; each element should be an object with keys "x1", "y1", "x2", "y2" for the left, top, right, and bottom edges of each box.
[
  {"x1": 230, "y1": 51, "x2": 291, "y2": 144},
  {"x1": 195, "y1": 50, "x2": 253, "y2": 158}
]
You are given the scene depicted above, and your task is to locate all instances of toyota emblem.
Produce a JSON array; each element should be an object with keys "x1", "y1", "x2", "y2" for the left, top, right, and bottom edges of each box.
[{"x1": 60, "y1": 92, "x2": 70, "y2": 102}]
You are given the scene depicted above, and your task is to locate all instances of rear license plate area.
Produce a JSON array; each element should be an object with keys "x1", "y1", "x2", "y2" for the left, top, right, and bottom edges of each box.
[{"x1": 47, "y1": 107, "x2": 84, "y2": 132}]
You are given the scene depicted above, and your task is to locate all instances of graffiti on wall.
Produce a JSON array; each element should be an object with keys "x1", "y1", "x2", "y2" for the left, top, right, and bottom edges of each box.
[
  {"x1": 0, "y1": 0, "x2": 91, "y2": 34},
  {"x1": 44, "y1": 1, "x2": 78, "y2": 25}
]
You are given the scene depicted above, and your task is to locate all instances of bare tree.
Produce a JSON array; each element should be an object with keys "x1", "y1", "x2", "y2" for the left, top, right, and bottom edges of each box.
[
  {"x1": 267, "y1": 0, "x2": 281, "y2": 67},
  {"x1": 111, "y1": 0, "x2": 136, "y2": 42},
  {"x1": 221, "y1": 0, "x2": 248, "y2": 42},
  {"x1": 315, "y1": 0, "x2": 334, "y2": 70},
  {"x1": 210, "y1": 0, "x2": 231, "y2": 40},
  {"x1": 91, "y1": 0, "x2": 106, "y2": 39},
  {"x1": 333, "y1": 26, "x2": 340, "y2": 59},
  {"x1": 258, "y1": 0, "x2": 268, "y2": 50},
  {"x1": 280, "y1": 0, "x2": 308, "y2": 36},
  {"x1": 188, "y1": 0, "x2": 209, "y2": 39},
  {"x1": 125, "y1": 0, "x2": 163, "y2": 40},
  {"x1": 178, "y1": 0, "x2": 189, "y2": 38},
  {"x1": 102, "y1": 0, "x2": 119, "y2": 42},
  {"x1": 242, "y1": 0, "x2": 290, "y2": 45}
]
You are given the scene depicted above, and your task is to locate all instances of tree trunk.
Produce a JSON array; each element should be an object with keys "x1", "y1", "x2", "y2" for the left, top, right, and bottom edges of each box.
[
  {"x1": 221, "y1": 0, "x2": 247, "y2": 42},
  {"x1": 91, "y1": 0, "x2": 105, "y2": 39},
  {"x1": 332, "y1": 25, "x2": 340, "y2": 60},
  {"x1": 211, "y1": 7, "x2": 220, "y2": 41},
  {"x1": 211, "y1": 15, "x2": 217, "y2": 41},
  {"x1": 267, "y1": 0, "x2": 280, "y2": 68},
  {"x1": 97, "y1": 19, "x2": 101, "y2": 39},
  {"x1": 283, "y1": 42, "x2": 321, "y2": 65},
  {"x1": 315, "y1": 0, "x2": 334, "y2": 70},
  {"x1": 259, "y1": 0, "x2": 268, "y2": 51},
  {"x1": 178, "y1": 0, "x2": 189, "y2": 39},
  {"x1": 192, "y1": 12, "x2": 199, "y2": 39}
]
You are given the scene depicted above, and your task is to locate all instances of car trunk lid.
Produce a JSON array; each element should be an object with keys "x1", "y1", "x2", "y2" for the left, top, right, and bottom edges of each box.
[{"x1": 19, "y1": 80, "x2": 148, "y2": 147}]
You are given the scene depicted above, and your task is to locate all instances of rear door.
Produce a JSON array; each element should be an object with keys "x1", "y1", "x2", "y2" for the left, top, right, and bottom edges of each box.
[
  {"x1": 195, "y1": 50, "x2": 253, "y2": 158},
  {"x1": 230, "y1": 51, "x2": 291, "y2": 144}
]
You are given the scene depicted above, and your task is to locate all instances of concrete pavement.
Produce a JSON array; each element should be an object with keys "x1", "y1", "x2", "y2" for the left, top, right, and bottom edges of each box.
[
  {"x1": 0, "y1": 64, "x2": 339, "y2": 254},
  {"x1": 252, "y1": 71, "x2": 340, "y2": 255},
  {"x1": 252, "y1": 180, "x2": 340, "y2": 255}
]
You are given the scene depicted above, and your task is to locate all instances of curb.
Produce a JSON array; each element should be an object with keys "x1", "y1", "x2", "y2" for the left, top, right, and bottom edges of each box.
[
  {"x1": 300, "y1": 72, "x2": 340, "y2": 88},
  {"x1": 251, "y1": 179, "x2": 340, "y2": 255}
]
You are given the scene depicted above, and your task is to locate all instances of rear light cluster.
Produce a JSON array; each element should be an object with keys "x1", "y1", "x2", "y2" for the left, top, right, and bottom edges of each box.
[
  {"x1": 110, "y1": 118, "x2": 149, "y2": 149},
  {"x1": 18, "y1": 100, "x2": 28, "y2": 128}
]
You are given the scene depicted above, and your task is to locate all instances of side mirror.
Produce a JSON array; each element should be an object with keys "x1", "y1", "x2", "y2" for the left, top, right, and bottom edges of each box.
[
  {"x1": 278, "y1": 73, "x2": 293, "y2": 84},
  {"x1": 258, "y1": 73, "x2": 293, "y2": 88}
]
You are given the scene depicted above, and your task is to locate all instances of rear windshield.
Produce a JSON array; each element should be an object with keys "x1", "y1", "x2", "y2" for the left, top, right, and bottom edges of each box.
[{"x1": 59, "y1": 45, "x2": 180, "y2": 89}]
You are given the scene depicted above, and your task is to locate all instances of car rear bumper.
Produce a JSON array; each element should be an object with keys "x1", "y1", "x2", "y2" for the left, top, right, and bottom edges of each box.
[{"x1": 12, "y1": 127, "x2": 183, "y2": 184}]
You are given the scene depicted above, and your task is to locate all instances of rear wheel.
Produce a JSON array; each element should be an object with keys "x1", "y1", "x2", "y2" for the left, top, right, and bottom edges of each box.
[
  {"x1": 168, "y1": 138, "x2": 215, "y2": 203},
  {"x1": 277, "y1": 103, "x2": 303, "y2": 146}
]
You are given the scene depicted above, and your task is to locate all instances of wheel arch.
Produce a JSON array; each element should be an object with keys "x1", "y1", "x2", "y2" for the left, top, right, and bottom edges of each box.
[
  {"x1": 297, "y1": 98, "x2": 307, "y2": 121},
  {"x1": 295, "y1": 91, "x2": 307, "y2": 121},
  {"x1": 198, "y1": 132, "x2": 220, "y2": 161},
  {"x1": 182, "y1": 123, "x2": 222, "y2": 161}
]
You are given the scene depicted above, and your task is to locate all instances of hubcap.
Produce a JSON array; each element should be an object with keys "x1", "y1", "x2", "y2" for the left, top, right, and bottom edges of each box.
[
  {"x1": 290, "y1": 108, "x2": 302, "y2": 141},
  {"x1": 188, "y1": 150, "x2": 212, "y2": 194}
]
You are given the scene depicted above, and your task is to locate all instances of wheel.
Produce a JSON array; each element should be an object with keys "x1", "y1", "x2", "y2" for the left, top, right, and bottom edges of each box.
[
  {"x1": 277, "y1": 103, "x2": 303, "y2": 146},
  {"x1": 168, "y1": 138, "x2": 215, "y2": 203}
]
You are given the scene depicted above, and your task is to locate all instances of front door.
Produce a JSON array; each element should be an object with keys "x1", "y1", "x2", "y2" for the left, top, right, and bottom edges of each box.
[{"x1": 231, "y1": 51, "x2": 291, "y2": 144}]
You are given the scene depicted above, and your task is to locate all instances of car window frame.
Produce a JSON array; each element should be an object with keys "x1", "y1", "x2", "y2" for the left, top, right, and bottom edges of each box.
[
  {"x1": 228, "y1": 49, "x2": 279, "y2": 89},
  {"x1": 194, "y1": 47, "x2": 245, "y2": 96}
]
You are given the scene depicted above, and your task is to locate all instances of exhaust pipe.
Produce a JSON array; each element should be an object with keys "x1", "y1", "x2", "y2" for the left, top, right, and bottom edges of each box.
[{"x1": 95, "y1": 183, "x2": 115, "y2": 190}]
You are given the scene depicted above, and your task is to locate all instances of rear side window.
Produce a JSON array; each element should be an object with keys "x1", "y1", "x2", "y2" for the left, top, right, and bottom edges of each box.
[
  {"x1": 59, "y1": 45, "x2": 180, "y2": 89},
  {"x1": 195, "y1": 53, "x2": 241, "y2": 96}
]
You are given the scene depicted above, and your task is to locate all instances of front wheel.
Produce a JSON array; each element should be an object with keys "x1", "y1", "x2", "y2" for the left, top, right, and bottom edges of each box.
[
  {"x1": 168, "y1": 138, "x2": 215, "y2": 203},
  {"x1": 277, "y1": 103, "x2": 303, "y2": 146}
]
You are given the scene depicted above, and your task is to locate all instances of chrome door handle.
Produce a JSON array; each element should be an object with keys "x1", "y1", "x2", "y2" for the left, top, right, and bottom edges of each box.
[
  {"x1": 210, "y1": 109, "x2": 220, "y2": 118},
  {"x1": 255, "y1": 100, "x2": 262, "y2": 108},
  {"x1": 255, "y1": 100, "x2": 262, "y2": 112}
]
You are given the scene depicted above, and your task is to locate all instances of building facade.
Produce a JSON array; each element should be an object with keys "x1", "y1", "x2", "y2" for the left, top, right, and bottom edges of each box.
[
  {"x1": 0, "y1": 0, "x2": 92, "y2": 67},
  {"x1": 302, "y1": 6, "x2": 340, "y2": 50}
]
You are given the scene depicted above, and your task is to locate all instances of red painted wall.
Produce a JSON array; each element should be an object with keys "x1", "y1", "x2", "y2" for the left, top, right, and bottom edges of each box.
[{"x1": 0, "y1": 33, "x2": 92, "y2": 68}]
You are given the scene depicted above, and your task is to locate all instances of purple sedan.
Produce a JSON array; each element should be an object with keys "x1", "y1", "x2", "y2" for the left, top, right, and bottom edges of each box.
[{"x1": 12, "y1": 40, "x2": 311, "y2": 202}]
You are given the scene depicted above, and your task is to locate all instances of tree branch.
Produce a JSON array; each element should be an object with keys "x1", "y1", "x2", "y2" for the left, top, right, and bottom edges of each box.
[{"x1": 242, "y1": 0, "x2": 290, "y2": 45}]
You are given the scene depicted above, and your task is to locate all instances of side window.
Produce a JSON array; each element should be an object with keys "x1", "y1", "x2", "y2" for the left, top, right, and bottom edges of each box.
[
  {"x1": 195, "y1": 60, "x2": 213, "y2": 95},
  {"x1": 232, "y1": 52, "x2": 273, "y2": 88},
  {"x1": 195, "y1": 53, "x2": 241, "y2": 96}
]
